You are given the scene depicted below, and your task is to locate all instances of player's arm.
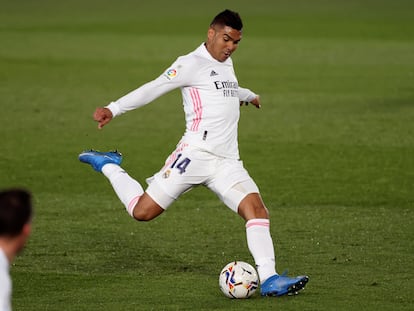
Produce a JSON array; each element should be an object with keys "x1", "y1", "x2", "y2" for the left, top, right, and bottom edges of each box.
[
  {"x1": 94, "y1": 77, "x2": 177, "y2": 129},
  {"x1": 94, "y1": 58, "x2": 190, "y2": 129},
  {"x1": 239, "y1": 87, "x2": 261, "y2": 109}
]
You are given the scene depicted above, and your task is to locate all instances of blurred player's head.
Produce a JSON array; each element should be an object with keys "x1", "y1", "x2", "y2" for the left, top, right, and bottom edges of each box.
[
  {"x1": 206, "y1": 9, "x2": 243, "y2": 62},
  {"x1": 0, "y1": 188, "x2": 33, "y2": 259}
]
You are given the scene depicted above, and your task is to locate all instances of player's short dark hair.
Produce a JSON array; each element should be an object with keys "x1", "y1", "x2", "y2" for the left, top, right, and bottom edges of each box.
[
  {"x1": 210, "y1": 9, "x2": 243, "y2": 31},
  {"x1": 0, "y1": 189, "x2": 33, "y2": 237}
]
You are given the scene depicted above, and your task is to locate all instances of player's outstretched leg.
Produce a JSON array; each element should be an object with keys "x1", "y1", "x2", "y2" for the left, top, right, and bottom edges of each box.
[
  {"x1": 78, "y1": 149, "x2": 144, "y2": 218},
  {"x1": 260, "y1": 273, "x2": 309, "y2": 297},
  {"x1": 79, "y1": 150, "x2": 122, "y2": 172}
]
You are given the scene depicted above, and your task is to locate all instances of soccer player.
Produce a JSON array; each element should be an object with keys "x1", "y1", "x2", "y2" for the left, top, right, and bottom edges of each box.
[
  {"x1": 79, "y1": 9, "x2": 309, "y2": 296},
  {"x1": 0, "y1": 189, "x2": 33, "y2": 311}
]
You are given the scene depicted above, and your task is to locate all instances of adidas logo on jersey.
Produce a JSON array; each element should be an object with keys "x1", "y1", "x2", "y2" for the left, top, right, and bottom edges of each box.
[{"x1": 210, "y1": 70, "x2": 219, "y2": 76}]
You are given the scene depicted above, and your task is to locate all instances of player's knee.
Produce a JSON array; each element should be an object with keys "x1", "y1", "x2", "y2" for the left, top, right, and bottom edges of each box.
[
  {"x1": 238, "y1": 193, "x2": 269, "y2": 220},
  {"x1": 133, "y1": 210, "x2": 152, "y2": 221},
  {"x1": 249, "y1": 203, "x2": 269, "y2": 218},
  {"x1": 132, "y1": 202, "x2": 164, "y2": 221}
]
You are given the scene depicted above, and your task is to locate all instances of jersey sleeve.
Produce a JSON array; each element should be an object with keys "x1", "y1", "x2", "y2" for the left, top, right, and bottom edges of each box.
[
  {"x1": 106, "y1": 56, "x2": 194, "y2": 117},
  {"x1": 238, "y1": 86, "x2": 257, "y2": 103}
]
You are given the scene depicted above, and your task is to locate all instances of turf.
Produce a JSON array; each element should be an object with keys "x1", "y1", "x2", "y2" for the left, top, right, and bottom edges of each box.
[{"x1": 1, "y1": 0, "x2": 413, "y2": 310}]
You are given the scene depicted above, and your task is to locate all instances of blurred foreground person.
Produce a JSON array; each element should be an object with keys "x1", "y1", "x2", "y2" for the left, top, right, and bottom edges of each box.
[{"x1": 0, "y1": 189, "x2": 33, "y2": 311}]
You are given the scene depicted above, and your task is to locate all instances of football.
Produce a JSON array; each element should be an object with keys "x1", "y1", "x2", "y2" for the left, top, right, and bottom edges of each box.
[{"x1": 219, "y1": 261, "x2": 259, "y2": 298}]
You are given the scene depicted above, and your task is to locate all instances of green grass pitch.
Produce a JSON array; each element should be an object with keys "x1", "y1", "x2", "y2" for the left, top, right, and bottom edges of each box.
[{"x1": 1, "y1": 0, "x2": 413, "y2": 310}]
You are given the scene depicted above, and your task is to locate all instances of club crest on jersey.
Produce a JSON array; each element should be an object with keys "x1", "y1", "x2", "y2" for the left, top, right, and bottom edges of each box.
[
  {"x1": 164, "y1": 68, "x2": 177, "y2": 80},
  {"x1": 163, "y1": 169, "x2": 171, "y2": 179}
]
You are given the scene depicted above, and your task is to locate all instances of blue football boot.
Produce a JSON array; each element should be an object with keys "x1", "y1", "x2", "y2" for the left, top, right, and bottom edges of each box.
[
  {"x1": 261, "y1": 273, "x2": 309, "y2": 297},
  {"x1": 78, "y1": 150, "x2": 122, "y2": 172}
]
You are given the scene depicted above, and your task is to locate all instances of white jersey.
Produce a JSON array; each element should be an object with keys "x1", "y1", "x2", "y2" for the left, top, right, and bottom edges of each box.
[
  {"x1": 106, "y1": 43, "x2": 257, "y2": 159},
  {"x1": 0, "y1": 249, "x2": 11, "y2": 311}
]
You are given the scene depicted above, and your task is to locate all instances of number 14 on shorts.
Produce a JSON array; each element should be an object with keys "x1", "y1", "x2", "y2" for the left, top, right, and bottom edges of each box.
[{"x1": 170, "y1": 153, "x2": 191, "y2": 174}]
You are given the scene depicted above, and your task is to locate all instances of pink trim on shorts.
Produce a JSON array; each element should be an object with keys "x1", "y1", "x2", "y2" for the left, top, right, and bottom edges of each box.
[
  {"x1": 127, "y1": 195, "x2": 141, "y2": 217},
  {"x1": 245, "y1": 219, "x2": 270, "y2": 229}
]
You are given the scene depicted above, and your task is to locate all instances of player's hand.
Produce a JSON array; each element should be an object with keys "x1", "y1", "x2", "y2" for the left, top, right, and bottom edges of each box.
[
  {"x1": 250, "y1": 95, "x2": 261, "y2": 109},
  {"x1": 240, "y1": 95, "x2": 261, "y2": 109},
  {"x1": 93, "y1": 107, "x2": 113, "y2": 129}
]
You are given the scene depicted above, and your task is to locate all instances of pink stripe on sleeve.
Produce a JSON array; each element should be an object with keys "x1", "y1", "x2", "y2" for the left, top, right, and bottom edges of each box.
[{"x1": 189, "y1": 88, "x2": 202, "y2": 131}]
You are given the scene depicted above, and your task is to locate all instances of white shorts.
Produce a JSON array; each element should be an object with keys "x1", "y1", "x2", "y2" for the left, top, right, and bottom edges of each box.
[{"x1": 146, "y1": 143, "x2": 259, "y2": 212}]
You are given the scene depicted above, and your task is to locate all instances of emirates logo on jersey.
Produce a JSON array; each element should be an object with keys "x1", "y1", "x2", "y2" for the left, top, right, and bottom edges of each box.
[{"x1": 213, "y1": 80, "x2": 239, "y2": 97}]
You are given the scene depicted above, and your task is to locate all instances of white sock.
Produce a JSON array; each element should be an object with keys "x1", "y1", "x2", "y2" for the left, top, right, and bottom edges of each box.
[
  {"x1": 246, "y1": 218, "x2": 277, "y2": 283},
  {"x1": 101, "y1": 164, "x2": 144, "y2": 217}
]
